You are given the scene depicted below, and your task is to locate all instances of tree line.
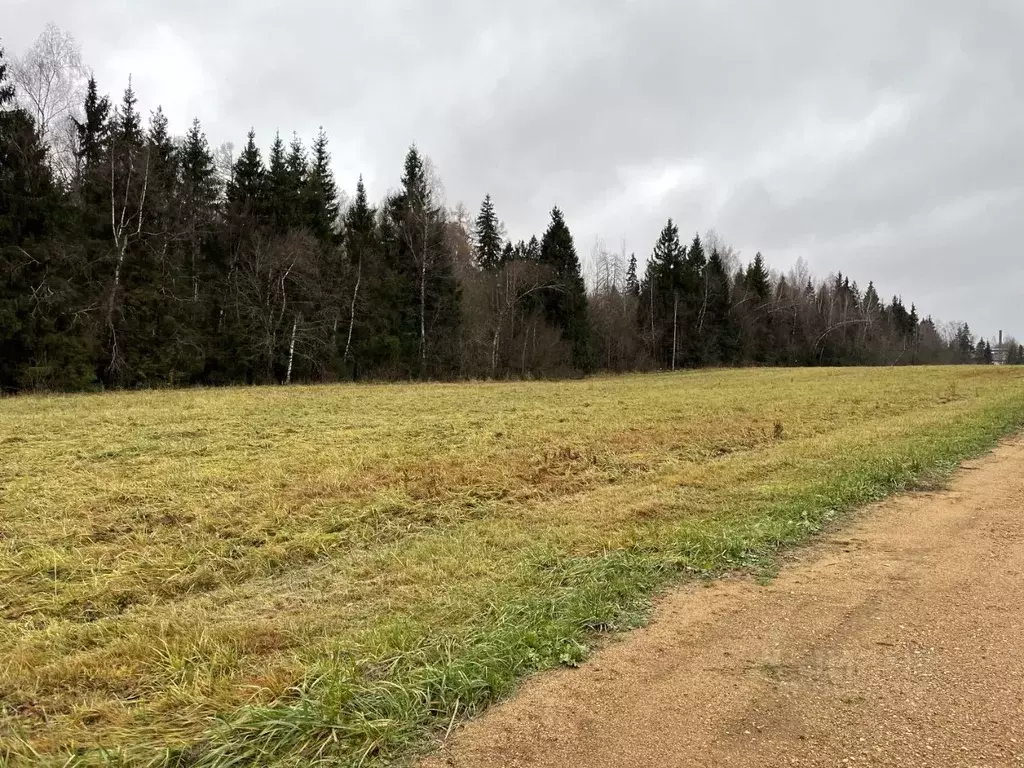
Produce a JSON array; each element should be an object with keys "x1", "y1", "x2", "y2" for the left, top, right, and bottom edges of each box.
[{"x1": 1, "y1": 31, "x2": 1019, "y2": 393}]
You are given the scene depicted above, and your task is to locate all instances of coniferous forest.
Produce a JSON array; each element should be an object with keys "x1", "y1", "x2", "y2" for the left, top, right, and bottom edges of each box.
[{"x1": 2, "y1": 32, "x2": 1019, "y2": 393}]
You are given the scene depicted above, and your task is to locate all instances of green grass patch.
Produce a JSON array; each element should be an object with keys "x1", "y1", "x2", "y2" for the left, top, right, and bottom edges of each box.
[{"x1": 2, "y1": 367, "x2": 1023, "y2": 766}]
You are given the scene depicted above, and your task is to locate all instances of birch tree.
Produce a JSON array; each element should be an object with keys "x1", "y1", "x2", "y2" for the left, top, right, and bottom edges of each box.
[{"x1": 11, "y1": 24, "x2": 87, "y2": 183}]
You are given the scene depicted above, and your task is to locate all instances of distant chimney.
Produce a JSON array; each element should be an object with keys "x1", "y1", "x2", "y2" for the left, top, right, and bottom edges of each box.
[{"x1": 999, "y1": 330, "x2": 1003, "y2": 347}]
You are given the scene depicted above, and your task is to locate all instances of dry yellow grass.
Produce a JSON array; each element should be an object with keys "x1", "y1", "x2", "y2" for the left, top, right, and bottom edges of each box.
[{"x1": 2, "y1": 367, "x2": 1023, "y2": 765}]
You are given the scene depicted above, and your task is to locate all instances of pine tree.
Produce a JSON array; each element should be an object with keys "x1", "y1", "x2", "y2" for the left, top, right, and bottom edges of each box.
[
  {"x1": 983, "y1": 340, "x2": 994, "y2": 365},
  {"x1": 539, "y1": 207, "x2": 591, "y2": 371},
  {"x1": 473, "y1": 194, "x2": 502, "y2": 271}
]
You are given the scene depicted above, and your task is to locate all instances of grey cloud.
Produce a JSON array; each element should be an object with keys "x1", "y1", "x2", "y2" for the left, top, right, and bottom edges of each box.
[{"x1": 6, "y1": 0, "x2": 1023, "y2": 337}]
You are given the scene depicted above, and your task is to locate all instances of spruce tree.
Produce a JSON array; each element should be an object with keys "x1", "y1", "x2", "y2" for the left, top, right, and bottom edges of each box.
[
  {"x1": 117, "y1": 105, "x2": 183, "y2": 384},
  {"x1": 228, "y1": 129, "x2": 264, "y2": 210},
  {"x1": 305, "y1": 127, "x2": 340, "y2": 242},
  {"x1": 384, "y1": 145, "x2": 460, "y2": 376},
  {"x1": 539, "y1": 207, "x2": 591, "y2": 370},
  {"x1": 862, "y1": 281, "x2": 881, "y2": 315},
  {"x1": 526, "y1": 235, "x2": 541, "y2": 262},
  {"x1": 683, "y1": 234, "x2": 707, "y2": 365},
  {"x1": 285, "y1": 133, "x2": 308, "y2": 227},
  {"x1": 147, "y1": 107, "x2": 175, "y2": 169},
  {"x1": 0, "y1": 43, "x2": 12, "y2": 108},
  {"x1": 74, "y1": 77, "x2": 110, "y2": 180},
  {"x1": 473, "y1": 194, "x2": 502, "y2": 271},
  {"x1": 1, "y1": 74, "x2": 94, "y2": 391},
  {"x1": 625, "y1": 253, "x2": 639, "y2": 297},
  {"x1": 744, "y1": 253, "x2": 771, "y2": 299},
  {"x1": 115, "y1": 79, "x2": 142, "y2": 146},
  {"x1": 179, "y1": 118, "x2": 219, "y2": 304},
  {"x1": 341, "y1": 175, "x2": 378, "y2": 368},
  {"x1": 647, "y1": 219, "x2": 685, "y2": 369},
  {"x1": 713, "y1": 249, "x2": 740, "y2": 363},
  {"x1": 99, "y1": 78, "x2": 153, "y2": 385},
  {"x1": 954, "y1": 324, "x2": 974, "y2": 363},
  {"x1": 265, "y1": 130, "x2": 290, "y2": 230}
]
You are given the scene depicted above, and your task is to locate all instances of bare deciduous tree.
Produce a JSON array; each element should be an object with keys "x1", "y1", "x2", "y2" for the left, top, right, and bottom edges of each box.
[{"x1": 11, "y1": 23, "x2": 88, "y2": 182}]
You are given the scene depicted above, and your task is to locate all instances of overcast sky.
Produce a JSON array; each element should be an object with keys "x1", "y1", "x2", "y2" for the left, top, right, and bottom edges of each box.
[{"x1": 6, "y1": 0, "x2": 1023, "y2": 338}]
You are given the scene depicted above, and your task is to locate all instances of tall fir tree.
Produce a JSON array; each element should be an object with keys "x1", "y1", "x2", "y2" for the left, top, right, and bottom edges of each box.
[
  {"x1": 228, "y1": 129, "x2": 264, "y2": 210},
  {"x1": 384, "y1": 145, "x2": 460, "y2": 376},
  {"x1": 179, "y1": 117, "x2": 219, "y2": 306},
  {"x1": 0, "y1": 43, "x2": 12, "y2": 107},
  {"x1": 646, "y1": 218, "x2": 685, "y2": 369},
  {"x1": 99, "y1": 79, "x2": 154, "y2": 385},
  {"x1": 682, "y1": 233, "x2": 707, "y2": 365},
  {"x1": 473, "y1": 194, "x2": 502, "y2": 271},
  {"x1": 285, "y1": 132, "x2": 308, "y2": 226},
  {"x1": 341, "y1": 175, "x2": 380, "y2": 371},
  {"x1": 625, "y1": 253, "x2": 640, "y2": 297},
  {"x1": 305, "y1": 127, "x2": 340, "y2": 242},
  {"x1": 263, "y1": 130, "x2": 290, "y2": 230},
  {"x1": 539, "y1": 206, "x2": 591, "y2": 371},
  {"x1": 744, "y1": 252, "x2": 771, "y2": 299},
  {"x1": 74, "y1": 76, "x2": 110, "y2": 181},
  {"x1": 115, "y1": 78, "x2": 142, "y2": 146}
]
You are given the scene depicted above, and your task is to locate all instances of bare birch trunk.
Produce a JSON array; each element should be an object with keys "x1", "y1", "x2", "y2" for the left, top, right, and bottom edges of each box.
[
  {"x1": 419, "y1": 257, "x2": 427, "y2": 371},
  {"x1": 491, "y1": 322, "x2": 501, "y2": 377},
  {"x1": 105, "y1": 145, "x2": 149, "y2": 379},
  {"x1": 649, "y1": 277, "x2": 656, "y2": 359},
  {"x1": 286, "y1": 315, "x2": 299, "y2": 384},
  {"x1": 672, "y1": 292, "x2": 679, "y2": 371},
  {"x1": 343, "y1": 257, "x2": 361, "y2": 362}
]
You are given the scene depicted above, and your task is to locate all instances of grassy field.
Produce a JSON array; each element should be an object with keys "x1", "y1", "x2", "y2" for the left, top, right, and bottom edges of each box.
[{"x1": 3, "y1": 367, "x2": 1024, "y2": 766}]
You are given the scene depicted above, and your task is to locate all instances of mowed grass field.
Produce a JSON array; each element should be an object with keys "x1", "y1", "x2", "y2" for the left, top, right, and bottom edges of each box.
[{"x1": 3, "y1": 368, "x2": 1024, "y2": 766}]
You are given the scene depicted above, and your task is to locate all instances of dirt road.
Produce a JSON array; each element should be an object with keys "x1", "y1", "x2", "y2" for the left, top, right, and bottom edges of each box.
[{"x1": 425, "y1": 438, "x2": 1024, "y2": 767}]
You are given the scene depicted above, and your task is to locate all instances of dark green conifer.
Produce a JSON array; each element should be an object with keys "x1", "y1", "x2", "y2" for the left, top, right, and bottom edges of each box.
[
  {"x1": 539, "y1": 206, "x2": 591, "y2": 371},
  {"x1": 474, "y1": 194, "x2": 502, "y2": 271}
]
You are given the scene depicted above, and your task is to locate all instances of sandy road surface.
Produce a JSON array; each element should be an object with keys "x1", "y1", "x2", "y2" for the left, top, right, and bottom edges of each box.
[{"x1": 425, "y1": 438, "x2": 1024, "y2": 767}]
